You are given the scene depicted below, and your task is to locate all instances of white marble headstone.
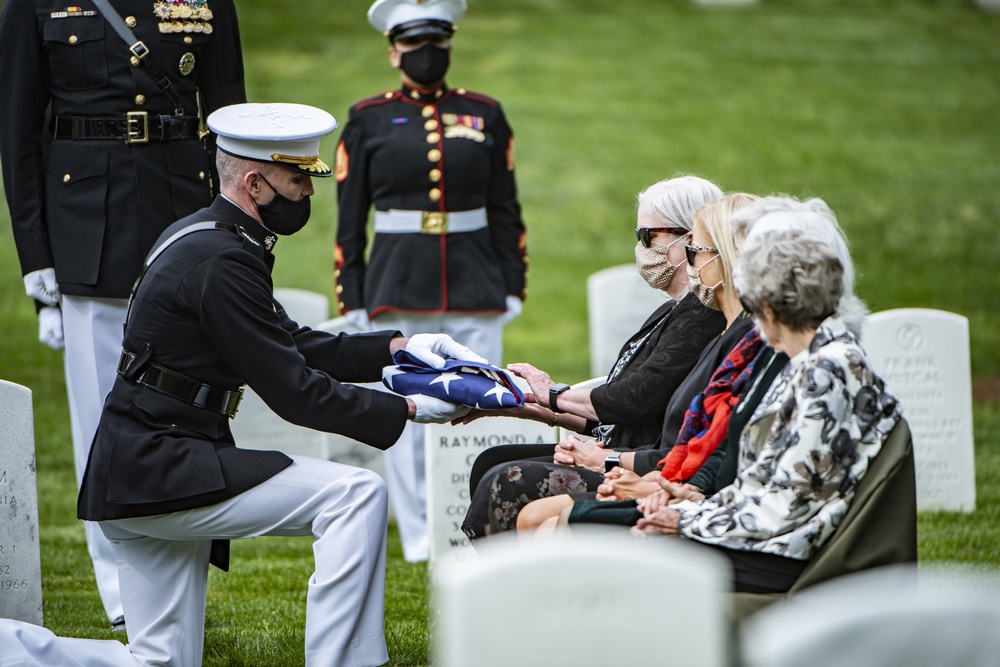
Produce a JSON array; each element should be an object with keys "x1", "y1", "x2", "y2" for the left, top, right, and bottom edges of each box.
[
  {"x1": 424, "y1": 414, "x2": 557, "y2": 571},
  {"x1": 586, "y1": 264, "x2": 669, "y2": 378},
  {"x1": 862, "y1": 309, "x2": 976, "y2": 512},
  {"x1": 434, "y1": 530, "x2": 732, "y2": 667},
  {"x1": 0, "y1": 380, "x2": 44, "y2": 625}
]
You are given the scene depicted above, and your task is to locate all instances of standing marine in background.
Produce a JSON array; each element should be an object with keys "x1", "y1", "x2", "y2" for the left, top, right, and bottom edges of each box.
[
  {"x1": 334, "y1": 0, "x2": 528, "y2": 561},
  {"x1": 0, "y1": 0, "x2": 246, "y2": 627}
]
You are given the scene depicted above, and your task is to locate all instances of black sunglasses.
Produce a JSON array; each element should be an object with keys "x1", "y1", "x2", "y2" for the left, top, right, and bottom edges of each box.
[
  {"x1": 685, "y1": 244, "x2": 720, "y2": 266},
  {"x1": 635, "y1": 227, "x2": 688, "y2": 248}
]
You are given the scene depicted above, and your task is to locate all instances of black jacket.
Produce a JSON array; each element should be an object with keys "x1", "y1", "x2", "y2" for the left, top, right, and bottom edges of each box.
[
  {"x1": 0, "y1": 0, "x2": 246, "y2": 298},
  {"x1": 78, "y1": 196, "x2": 409, "y2": 525},
  {"x1": 631, "y1": 315, "x2": 756, "y2": 476},
  {"x1": 334, "y1": 82, "x2": 527, "y2": 316},
  {"x1": 590, "y1": 293, "x2": 726, "y2": 448}
]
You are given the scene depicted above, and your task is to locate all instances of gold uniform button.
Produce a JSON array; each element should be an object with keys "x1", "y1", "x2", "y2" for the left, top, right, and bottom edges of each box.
[
  {"x1": 429, "y1": 168, "x2": 441, "y2": 182},
  {"x1": 198, "y1": 171, "x2": 206, "y2": 180},
  {"x1": 125, "y1": 16, "x2": 137, "y2": 27},
  {"x1": 335, "y1": 285, "x2": 344, "y2": 294},
  {"x1": 134, "y1": 94, "x2": 145, "y2": 105},
  {"x1": 334, "y1": 269, "x2": 341, "y2": 278},
  {"x1": 384, "y1": 92, "x2": 393, "y2": 99},
  {"x1": 68, "y1": 34, "x2": 78, "y2": 44},
  {"x1": 457, "y1": 88, "x2": 467, "y2": 95},
  {"x1": 426, "y1": 132, "x2": 440, "y2": 143},
  {"x1": 421, "y1": 105, "x2": 435, "y2": 118},
  {"x1": 337, "y1": 301, "x2": 345, "y2": 310},
  {"x1": 429, "y1": 188, "x2": 441, "y2": 202},
  {"x1": 424, "y1": 119, "x2": 438, "y2": 131},
  {"x1": 409, "y1": 90, "x2": 420, "y2": 100},
  {"x1": 434, "y1": 89, "x2": 443, "y2": 99},
  {"x1": 184, "y1": 36, "x2": 193, "y2": 44},
  {"x1": 427, "y1": 148, "x2": 441, "y2": 162},
  {"x1": 130, "y1": 55, "x2": 141, "y2": 67},
  {"x1": 63, "y1": 174, "x2": 71, "y2": 183}
]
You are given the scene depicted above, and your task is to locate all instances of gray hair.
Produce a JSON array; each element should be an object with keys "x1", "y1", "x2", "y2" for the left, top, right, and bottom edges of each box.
[
  {"x1": 636, "y1": 175, "x2": 724, "y2": 232},
  {"x1": 731, "y1": 195, "x2": 867, "y2": 337},
  {"x1": 216, "y1": 149, "x2": 279, "y2": 190},
  {"x1": 736, "y1": 227, "x2": 845, "y2": 332}
]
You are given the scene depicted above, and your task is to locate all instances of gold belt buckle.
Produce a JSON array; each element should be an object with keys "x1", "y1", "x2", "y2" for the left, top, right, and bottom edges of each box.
[
  {"x1": 421, "y1": 211, "x2": 448, "y2": 234},
  {"x1": 126, "y1": 111, "x2": 149, "y2": 144}
]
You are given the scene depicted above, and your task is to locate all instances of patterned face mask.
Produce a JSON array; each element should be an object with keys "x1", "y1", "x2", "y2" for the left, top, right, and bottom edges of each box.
[
  {"x1": 634, "y1": 234, "x2": 686, "y2": 291},
  {"x1": 687, "y1": 255, "x2": 723, "y2": 310}
]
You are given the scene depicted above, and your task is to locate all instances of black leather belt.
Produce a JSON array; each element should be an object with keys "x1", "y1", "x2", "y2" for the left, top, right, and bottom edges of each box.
[
  {"x1": 53, "y1": 113, "x2": 201, "y2": 144},
  {"x1": 118, "y1": 350, "x2": 243, "y2": 418}
]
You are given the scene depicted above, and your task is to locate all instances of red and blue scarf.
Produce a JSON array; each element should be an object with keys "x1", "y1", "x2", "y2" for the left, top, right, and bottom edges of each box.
[{"x1": 658, "y1": 327, "x2": 763, "y2": 481}]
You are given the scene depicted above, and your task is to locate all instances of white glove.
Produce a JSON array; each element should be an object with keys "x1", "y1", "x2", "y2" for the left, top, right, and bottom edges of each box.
[
  {"x1": 406, "y1": 333, "x2": 488, "y2": 369},
  {"x1": 408, "y1": 394, "x2": 471, "y2": 424},
  {"x1": 344, "y1": 309, "x2": 371, "y2": 332},
  {"x1": 499, "y1": 295, "x2": 523, "y2": 325},
  {"x1": 24, "y1": 268, "x2": 61, "y2": 306},
  {"x1": 38, "y1": 306, "x2": 65, "y2": 350}
]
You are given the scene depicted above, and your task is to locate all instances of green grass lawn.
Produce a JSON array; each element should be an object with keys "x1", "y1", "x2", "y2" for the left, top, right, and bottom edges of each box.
[{"x1": 2, "y1": 0, "x2": 998, "y2": 664}]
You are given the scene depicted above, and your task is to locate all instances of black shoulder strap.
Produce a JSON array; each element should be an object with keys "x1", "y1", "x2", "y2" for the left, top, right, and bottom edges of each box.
[
  {"x1": 90, "y1": 0, "x2": 186, "y2": 116},
  {"x1": 124, "y1": 221, "x2": 237, "y2": 333}
]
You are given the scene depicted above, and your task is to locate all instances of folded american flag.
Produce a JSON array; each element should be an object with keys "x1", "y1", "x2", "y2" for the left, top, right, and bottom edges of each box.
[{"x1": 382, "y1": 350, "x2": 525, "y2": 408}]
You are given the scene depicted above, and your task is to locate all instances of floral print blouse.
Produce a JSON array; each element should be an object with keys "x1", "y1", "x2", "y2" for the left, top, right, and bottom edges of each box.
[{"x1": 672, "y1": 316, "x2": 902, "y2": 561}]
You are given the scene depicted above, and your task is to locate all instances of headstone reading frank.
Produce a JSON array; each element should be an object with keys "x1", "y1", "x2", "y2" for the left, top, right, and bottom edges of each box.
[
  {"x1": 424, "y1": 415, "x2": 557, "y2": 571},
  {"x1": 0, "y1": 379, "x2": 44, "y2": 625},
  {"x1": 862, "y1": 309, "x2": 976, "y2": 512}
]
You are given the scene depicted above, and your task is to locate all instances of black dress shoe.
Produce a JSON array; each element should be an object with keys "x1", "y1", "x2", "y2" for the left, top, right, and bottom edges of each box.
[{"x1": 111, "y1": 618, "x2": 126, "y2": 632}]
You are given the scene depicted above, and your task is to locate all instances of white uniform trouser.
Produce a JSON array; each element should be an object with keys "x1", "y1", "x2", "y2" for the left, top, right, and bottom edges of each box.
[
  {"x1": 372, "y1": 312, "x2": 503, "y2": 563},
  {"x1": 62, "y1": 295, "x2": 128, "y2": 625},
  {"x1": 0, "y1": 456, "x2": 389, "y2": 667}
]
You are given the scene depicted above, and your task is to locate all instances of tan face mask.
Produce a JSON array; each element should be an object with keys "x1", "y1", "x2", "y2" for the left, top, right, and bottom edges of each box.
[
  {"x1": 687, "y1": 255, "x2": 723, "y2": 310},
  {"x1": 634, "y1": 235, "x2": 686, "y2": 291}
]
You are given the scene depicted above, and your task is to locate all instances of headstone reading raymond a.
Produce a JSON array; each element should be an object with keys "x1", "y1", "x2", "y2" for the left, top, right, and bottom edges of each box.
[
  {"x1": 862, "y1": 309, "x2": 976, "y2": 512},
  {"x1": 424, "y1": 415, "x2": 557, "y2": 570},
  {"x1": 0, "y1": 380, "x2": 44, "y2": 625},
  {"x1": 586, "y1": 264, "x2": 669, "y2": 378}
]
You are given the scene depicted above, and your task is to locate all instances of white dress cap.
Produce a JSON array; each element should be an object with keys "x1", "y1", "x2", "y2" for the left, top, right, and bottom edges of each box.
[
  {"x1": 207, "y1": 102, "x2": 338, "y2": 177},
  {"x1": 368, "y1": 0, "x2": 467, "y2": 37}
]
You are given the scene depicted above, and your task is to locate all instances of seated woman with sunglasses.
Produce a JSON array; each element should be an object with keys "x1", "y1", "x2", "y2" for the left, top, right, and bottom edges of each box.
[
  {"x1": 466, "y1": 193, "x2": 763, "y2": 539},
  {"x1": 459, "y1": 176, "x2": 727, "y2": 539},
  {"x1": 626, "y1": 223, "x2": 901, "y2": 594},
  {"x1": 513, "y1": 193, "x2": 766, "y2": 530}
]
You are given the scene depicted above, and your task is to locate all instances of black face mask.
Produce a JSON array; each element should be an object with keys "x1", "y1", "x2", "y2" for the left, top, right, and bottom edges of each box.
[
  {"x1": 399, "y1": 43, "x2": 450, "y2": 85},
  {"x1": 255, "y1": 174, "x2": 311, "y2": 236}
]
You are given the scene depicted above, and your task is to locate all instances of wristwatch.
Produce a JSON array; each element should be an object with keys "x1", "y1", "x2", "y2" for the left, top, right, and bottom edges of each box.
[
  {"x1": 604, "y1": 451, "x2": 622, "y2": 473},
  {"x1": 549, "y1": 383, "x2": 571, "y2": 412}
]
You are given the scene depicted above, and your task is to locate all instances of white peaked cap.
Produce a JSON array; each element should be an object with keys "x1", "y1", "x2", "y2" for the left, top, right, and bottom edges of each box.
[
  {"x1": 207, "y1": 103, "x2": 338, "y2": 177},
  {"x1": 368, "y1": 0, "x2": 467, "y2": 38}
]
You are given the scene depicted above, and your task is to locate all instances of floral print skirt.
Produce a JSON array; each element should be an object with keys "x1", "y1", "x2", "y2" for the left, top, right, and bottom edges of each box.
[{"x1": 462, "y1": 460, "x2": 605, "y2": 539}]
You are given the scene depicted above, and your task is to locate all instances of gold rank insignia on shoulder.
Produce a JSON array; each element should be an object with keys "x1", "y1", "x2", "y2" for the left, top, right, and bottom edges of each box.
[
  {"x1": 178, "y1": 52, "x2": 196, "y2": 75},
  {"x1": 50, "y1": 7, "x2": 97, "y2": 18}
]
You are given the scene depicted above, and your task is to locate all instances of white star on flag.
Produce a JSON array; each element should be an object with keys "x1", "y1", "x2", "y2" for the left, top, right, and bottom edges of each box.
[
  {"x1": 429, "y1": 372, "x2": 463, "y2": 394},
  {"x1": 484, "y1": 384, "x2": 513, "y2": 405},
  {"x1": 382, "y1": 365, "x2": 407, "y2": 390}
]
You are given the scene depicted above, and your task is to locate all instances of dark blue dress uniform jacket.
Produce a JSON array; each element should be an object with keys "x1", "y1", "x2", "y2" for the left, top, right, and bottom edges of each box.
[
  {"x1": 334, "y1": 83, "x2": 528, "y2": 317},
  {"x1": 77, "y1": 196, "x2": 410, "y2": 528},
  {"x1": 0, "y1": 0, "x2": 246, "y2": 298}
]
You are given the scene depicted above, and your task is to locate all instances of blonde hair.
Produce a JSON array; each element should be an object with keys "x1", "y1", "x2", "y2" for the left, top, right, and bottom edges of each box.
[{"x1": 693, "y1": 193, "x2": 759, "y2": 314}]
